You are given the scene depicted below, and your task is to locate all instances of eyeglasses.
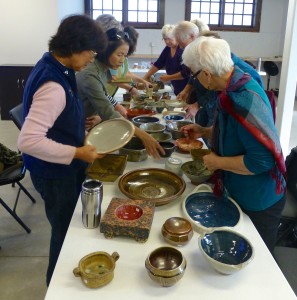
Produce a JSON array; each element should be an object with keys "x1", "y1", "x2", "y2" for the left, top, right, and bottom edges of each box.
[
  {"x1": 106, "y1": 28, "x2": 130, "y2": 41},
  {"x1": 191, "y1": 69, "x2": 202, "y2": 78},
  {"x1": 90, "y1": 51, "x2": 98, "y2": 58}
]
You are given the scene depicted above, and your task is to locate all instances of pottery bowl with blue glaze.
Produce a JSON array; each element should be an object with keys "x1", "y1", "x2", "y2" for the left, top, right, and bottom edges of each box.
[
  {"x1": 132, "y1": 115, "x2": 160, "y2": 127},
  {"x1": 164, "y1": 114, "x2": 185, "y2": 122},
  {"x1": 182, "y1": 184, "x2": 242, "y2": 234},
  {"x1": 198, "y1": 229, "x2": 254, "y2": 275}
]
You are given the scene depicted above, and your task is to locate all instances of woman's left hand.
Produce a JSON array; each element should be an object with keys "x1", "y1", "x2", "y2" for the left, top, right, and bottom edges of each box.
[
  {"x1": 115, "y1": 103, "x2": 128, "y2": 118},
  {"x1": 203, "y1": 152, "x2": 220, "y2": 172},
  {"x1": 85, "y1": 115, "x2": 101, "y2": 131},
  {"x1": 159, "y1": 74, "x2": 170, "y2": 83}
]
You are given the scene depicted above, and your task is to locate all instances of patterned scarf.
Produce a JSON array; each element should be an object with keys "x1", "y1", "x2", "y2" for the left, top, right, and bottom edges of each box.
[{"x1": 212, "y1": 67, "x2": 286, "y2": 195}]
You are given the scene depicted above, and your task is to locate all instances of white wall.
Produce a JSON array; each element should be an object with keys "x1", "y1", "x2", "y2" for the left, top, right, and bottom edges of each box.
[{"x1": 0, "y1": 0, "x2": 289, "y2": 65}]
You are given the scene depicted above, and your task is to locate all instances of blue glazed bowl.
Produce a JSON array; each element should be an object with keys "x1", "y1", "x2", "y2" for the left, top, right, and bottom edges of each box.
[
  {"x1": 164, "y1": 114, "x2": 185, "y2": 122},
  {"x1": 182, "y1": 184, "x2": 242, "y2": 233},
  {"x1": 198, "y1": 229, "x2": 254, "y2": 275}
]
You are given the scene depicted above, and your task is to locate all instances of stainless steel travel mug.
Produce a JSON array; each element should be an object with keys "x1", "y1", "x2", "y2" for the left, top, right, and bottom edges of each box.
[{"x1": 81, "y1": 179, "x2": 103, "y2": 228}]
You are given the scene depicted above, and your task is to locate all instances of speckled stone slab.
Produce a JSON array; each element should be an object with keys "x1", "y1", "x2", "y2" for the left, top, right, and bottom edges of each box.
[{"x1": 100, "y1": 198, "x2": 155, "y2": 243}]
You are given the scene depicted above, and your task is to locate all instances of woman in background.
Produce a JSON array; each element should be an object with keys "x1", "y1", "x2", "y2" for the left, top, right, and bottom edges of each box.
[
  {"x1": 17, "y1": 15, "x2": 106, "y2": 285},
  {"x1": 143, "y1": 24, "x2": 189, "y2": 96},
  {"x1": 76, "y1": 28, "x2": 164, "y2": 159}
]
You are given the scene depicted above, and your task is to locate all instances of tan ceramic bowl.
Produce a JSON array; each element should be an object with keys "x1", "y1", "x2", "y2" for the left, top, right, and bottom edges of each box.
[
  {"x1": 145, "y1": 247, "x2": 187, "y2": 287},
  {"x1": 73, "y1": 251, "x2": 119, "y2": 288},
  {"x1": 161, "y1": 217, "x2": 193, "y2": 246}
]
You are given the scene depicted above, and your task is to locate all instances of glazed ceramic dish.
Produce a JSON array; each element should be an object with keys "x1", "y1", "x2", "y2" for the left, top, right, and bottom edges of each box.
[
  {"x1": 198, "y1": 229, "x2": 254, "y2": 275},
  {"x1": 86, "y1": 154, "x2": 128, "y2": 182},
  {"x1": 166, "y1": 120, "x2": 193, "y2": 139},
  {"x1": 190, "y1": 148, "x2": 212, "y2": 160},
  {"x1": 85, "y1": 119, "x2": 135, "y2": 154},
  {"x1": 118, "y1": 136, "x2": 148, "y2": 162},
  {"x1": 139, "y1": 122, "x2": 165, "y2": 133},
  {"x1": 126, "y1": 108, "x2": 156, "y2": 119},
  {"x1": 118, "y1": 168, "x2": 186, "y2": 206},
  {"x1": 149, "y1": 131, "x2": 172, "y2": 142},
  {"x1": 161, "y1": 217, "x2": 193, "y2": 246},
  {"x1": 132, "y1": 115, "x2": 160, "y2": 127},
  {"x1": 145, "y1": 246, "x2": 187, "y2": 287},
  {"x1": 181, "y1": 160, "x2": 213, "y2": 185},
  {"x1": 175, "y1": 138, "x2": 203, "y2": 153},
  {"x1": 73, "y1": 251, "x2": 120, "y2": 288},
  {"x1": 182, "y1": 184, "x2": 243, "y2": 233},
  {"x1": 164, "y1": 99, "x2": 187, "y2": 109}
]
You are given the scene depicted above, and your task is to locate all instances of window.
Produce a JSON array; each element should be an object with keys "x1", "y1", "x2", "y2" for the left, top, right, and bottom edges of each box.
[
  {"x1": 185, "y1": 0, "x2": 262, "y2": 32},
  {"x1": 85, "y1": 0, "x2": 165, "y2": 29}
]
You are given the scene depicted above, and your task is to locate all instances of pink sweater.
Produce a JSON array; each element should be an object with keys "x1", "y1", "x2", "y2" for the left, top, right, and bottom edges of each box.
[{"x1": 18, "y1": 82, "x2": 77, "y2": 165}]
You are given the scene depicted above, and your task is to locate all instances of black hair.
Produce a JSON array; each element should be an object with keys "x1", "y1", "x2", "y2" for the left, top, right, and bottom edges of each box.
[
  {"x1": 97, "y1": 28, "x2": 130, "y2": 67},
  {"x1": 49, "y1": 14, "x2": 107, "y2": 57},
  {"x1": 124, "y1": 26, "x2": 139, "y2": 55}
]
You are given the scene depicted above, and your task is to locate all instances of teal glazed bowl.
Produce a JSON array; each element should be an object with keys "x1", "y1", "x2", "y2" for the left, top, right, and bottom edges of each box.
[{"x1": 198, "y1": 229, "x2": 254, "y2": 275}]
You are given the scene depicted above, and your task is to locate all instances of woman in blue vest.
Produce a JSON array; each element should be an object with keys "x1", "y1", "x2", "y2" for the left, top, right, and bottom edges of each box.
[{"x1": 17, "y1": 15, "x2": 107, "y2": 286}]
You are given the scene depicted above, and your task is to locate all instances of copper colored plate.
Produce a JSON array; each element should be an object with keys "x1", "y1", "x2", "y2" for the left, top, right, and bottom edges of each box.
[
  {"x1": 118, "y1": 168, "x2": 186, "y2": 206},
  {"x1": 175, "y1": 138, "x2": 203, "y2": 153}
]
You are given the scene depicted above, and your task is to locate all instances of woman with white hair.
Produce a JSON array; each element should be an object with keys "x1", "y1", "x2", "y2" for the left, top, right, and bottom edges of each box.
[
  {"x1": 181, "y1": 36, "x2": 286, "y2": 254},
  {"x1": 143, "y1": 24, "x2": 189, "y2": 95},
  {"x1": 173, "y1": 21, "x2": 200, "y2": 49},
  {"x1": 191, "y1": 18, "x2": 210, "y2": 32}
]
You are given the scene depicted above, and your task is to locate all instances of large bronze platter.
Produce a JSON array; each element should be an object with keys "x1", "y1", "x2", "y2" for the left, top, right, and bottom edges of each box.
[{"x1": 118, "y1": 168, "x2": 186, "y2": 206}]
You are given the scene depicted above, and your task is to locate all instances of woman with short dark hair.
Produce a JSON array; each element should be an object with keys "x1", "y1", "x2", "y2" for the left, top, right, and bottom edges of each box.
[{"x1": 18, "y1": 14, "x2": 107, "y2": 286}]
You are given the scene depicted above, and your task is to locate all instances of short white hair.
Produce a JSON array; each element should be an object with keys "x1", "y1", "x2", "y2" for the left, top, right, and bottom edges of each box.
[
  {"x1": 182, "y1": 36, "x2": 234, "y2": 76},
  {"x1": 173, "y1": 21, "x2": 199, "y2": 41},
  {"x1": 161, "y1": 24, "x2": 175, "y2": 38},
  {"x1": 191, "y1": 18, "x2": 210, "y2": 32}
]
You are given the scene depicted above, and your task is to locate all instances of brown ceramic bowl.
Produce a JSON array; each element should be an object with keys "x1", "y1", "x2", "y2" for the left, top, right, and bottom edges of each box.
[
  {"x1": 158, "y1": 141, "x2": 176, "y2": 158},
  {"x1": 190, "y1": 148, "x2": 211, "y2": 161},
  {"x1": 126, "y1": 108, "x2": 156, "y2": 119},
  {"x1": 149, "y1": 132, "x2": 172, "y2": 143},
  {"x1": 175, "y1": 138, "x2": 203, "y2": 153},
  {"x1": 161, "y1": 217, "x2": 193, "y2": 246},
  {"x1": 145, "y1": 246, "x2": 187, "y2": 287},
  {"x1": 118, "y1": 168, "x2": 186, "y2": 206},
  {"x1": 166, "y1": 120, "x2": 193, "y2": 140},
  {"x1": 181, "y1": 160, "x2": 213, "y2": 185}
]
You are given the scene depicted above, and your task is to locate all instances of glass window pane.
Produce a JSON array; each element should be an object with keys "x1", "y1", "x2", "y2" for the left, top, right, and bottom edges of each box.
[
  {"x1": 244, "y1": 0, "x2": 253, "y2": 3},
  {"x1": 192, "y1": 2, "x2": 200, "y2": 12},
  {"x1": 93, "y1": 10, "x2": 102, "y2": 19},
  {"x1": 210, "y1": 3, "x2": 220, "y2": 13},
  {"x1": 233, "y1": 15, "x2": 242, "y2": 25},
  {"x1": 244, "y1": 4, "x2": 253, "y2": 14},
  {"x1": 102, "y1": 10, "x2": 113, "y2": 15},
  {"x1": 129, "y1": 0, "x2": 138, "y2": 10},
  {"x1": 209, "y1": 14, "x2": 219, "y2": 25},
  {"x1": 139, "y1": 11, "x2": 148, "y2": 22},
  {"x1": 139, "y1": 0, "x2": 148, "y2": 10},
  {"x1": 93, "y1": 0, "x2": 102, "y2": 9},
  {"x1": 103, "y1": 1, "x2": 113, "y2": 10},
  {"x1": 114, "y1": 0, "x2": 122, "y2": 10},
  {"x1": 242, "y1": 15, "x2": 252, "y2": 26},
  {"x1": 224, "y1": 14, "x2": 233, "y2": 25},
  {"x1": 113, "y1": 11, "x2": 122, "y2": 22},
  {"x1": 225, "y1": 3, "x2": 234, "y2": 14},
  {"x1": 148, "y1": 0, "x2": 158, "y2": 11},
  {"x1": 234, "y1": 4, "x2": 243, "y2": 14},
  {"x1": 191, "y1": 13, "x2": 201, "y2": 20},
  {"x1": 148, "y1": 11, "x2": 157, "y2": 22},
  {"x1": 128, "y1": 11, "x2": 138, "y2": 21},
  {"x1": 201, "y1": 2, "x2": 210, "y2": 13}
]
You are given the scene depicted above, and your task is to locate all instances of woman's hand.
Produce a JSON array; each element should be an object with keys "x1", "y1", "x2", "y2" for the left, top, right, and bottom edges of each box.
[
  {"x1": 134, "y1": 127, "x2": 165, "y2": 159},
  {"x1": 203, "y1": 152, "x2": 220, "y2": 172},
  {"x1": 181, "y1": 123, "x2": 205, "y2": 139},
  {"x1": 183, "y1": 103, "x2": 199, "y2": 119},
  {"x1": 85, "y1": 115, "x2": 101, "y2": 131},
  {"x1": 115, "y1": 103, "x2": 128, "y2": 118},
  {"x1": 159, "y1": 74, "x2": 170, "y2": 83},
  {"x1": 74, "y1": 145, "x2": 105, "y2": 163}
]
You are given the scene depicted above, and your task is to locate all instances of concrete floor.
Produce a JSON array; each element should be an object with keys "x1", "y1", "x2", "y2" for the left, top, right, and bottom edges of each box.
[{"x1": 0, "y1": 99, "x2": 296, "y2": 299}]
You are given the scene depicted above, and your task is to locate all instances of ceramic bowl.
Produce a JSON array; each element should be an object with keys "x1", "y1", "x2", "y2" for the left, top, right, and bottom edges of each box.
[
  {"x1": 115, "y1": 204, "x2": 143, "y2": 221},
  {"x1": 73, "y1": 251, "x2": 120, "y2": 288},
  {"x1": 149, "y1": 132, "x2": 172, "y2": 142},
  {"x1": 118, "y1": 136, "x2": 148, "y2": 162},
  {"x1": 163, "y1": 111, "x2": 186, "y2": 118},
  {"x1": 127, "y1": 108, "x2": 156, "y2": 119},
  {"x1": 181, "y1": 160, "x2": 213, "y2": 185},
  {"x1": 190, "y1": 148, "x2": 212, "y2": 161},
  {"x1": 158, "y1": 141, "x2": 176, "y2": 158},
  {"x1": 118, "y1": 168, "x2": 186, "y2": 206},
  {"x1": 132, "y1": 115, "x2": 160, "y2": 127},
  {"x1": 182, "y1": 184, "x2": 243, "y2": 234},
  {"x1": 161, "y1": 217, "x2": 193, "y2": 246},
  {"x1": 175, "y1": 138, "x2": 203, "y2": 153},
  {"x1": 139, "y1": 122, "x2": 165, "y2": 133},
  {"x1": 164, "y1": 114, "x2": 185, "y2": 122},
  {"x1": 145, "y1": 246, "x2": 187, "y2": 287},
  {"x1": 198, "y1": 229, "x2": 254, "y2": 275},
  {"x1": 166, "y1": 120, "x2": 193, "y2": 140},
  {"x1": 164, "y1": 99, "x2": 187, "y2": 110},
  {"x1": 86, "y1": 154, "x2": 128, "y2": 182}
]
